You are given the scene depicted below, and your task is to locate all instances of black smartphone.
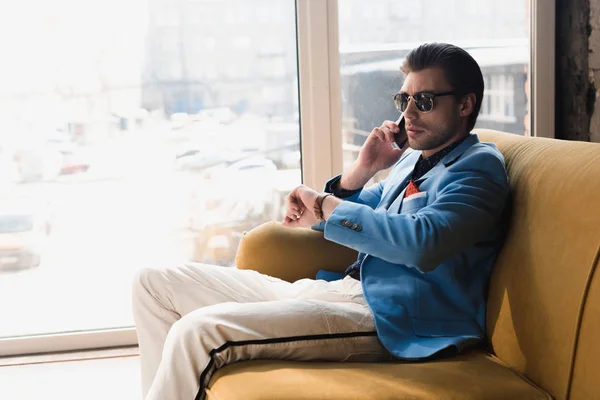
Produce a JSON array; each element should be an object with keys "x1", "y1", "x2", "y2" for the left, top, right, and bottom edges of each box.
[{"x1": 392, "y1": 113, "x2": 408, "y2": 150}]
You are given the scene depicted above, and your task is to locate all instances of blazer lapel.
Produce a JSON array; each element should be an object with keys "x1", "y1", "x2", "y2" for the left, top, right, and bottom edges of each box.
[
  {"x1": 380, "y1": 151, "x2": 421, "y2": 209},
  {"x1": 387, "y1": 186, "x2": 409, "y2": 213},
  {"x1": 383, "y1": 134, "x2": 480, "y2": 213}
]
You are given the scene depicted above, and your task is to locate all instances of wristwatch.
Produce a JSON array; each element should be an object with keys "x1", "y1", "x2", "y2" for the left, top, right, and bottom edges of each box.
[{"x1": 314, "y1": 193, "x2": 334, "y2": 221}]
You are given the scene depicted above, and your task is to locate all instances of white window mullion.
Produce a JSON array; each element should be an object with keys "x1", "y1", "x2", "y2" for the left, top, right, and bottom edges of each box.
[
  {"x1": 531, "y1": 0, "x2": 555, "y2": 138},
  {"x1": 0, "y1": 329, "x2": 137, "y2": 357},
  {"x1": 296, "y1": 0, "x2": 342, "y2": 191}
]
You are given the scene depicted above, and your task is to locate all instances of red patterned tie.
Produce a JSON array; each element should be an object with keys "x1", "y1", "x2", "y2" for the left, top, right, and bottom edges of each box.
[{"x1": 404, "y1": 179, "x2": 420, "y2": 198}]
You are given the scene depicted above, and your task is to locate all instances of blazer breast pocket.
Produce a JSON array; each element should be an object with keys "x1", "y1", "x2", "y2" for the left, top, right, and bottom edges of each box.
[{"x1": 399, "y1": 192, "x2": 428, "y2": 214}]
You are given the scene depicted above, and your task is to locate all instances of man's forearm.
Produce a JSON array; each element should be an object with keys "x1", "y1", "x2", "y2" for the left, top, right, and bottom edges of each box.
[{"x1": 339, "y1": 162, "x2": 376, "y2": 191}]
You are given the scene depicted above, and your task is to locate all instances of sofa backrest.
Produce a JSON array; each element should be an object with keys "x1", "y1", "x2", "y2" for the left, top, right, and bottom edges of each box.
[{"x1": 476, "y1": 130, "x2": 600, "y2": 400}]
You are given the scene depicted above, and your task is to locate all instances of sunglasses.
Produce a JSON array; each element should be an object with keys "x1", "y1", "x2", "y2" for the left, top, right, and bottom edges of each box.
[{"x1": 393, "y1": 91, "x2": 456, "y2": 113}]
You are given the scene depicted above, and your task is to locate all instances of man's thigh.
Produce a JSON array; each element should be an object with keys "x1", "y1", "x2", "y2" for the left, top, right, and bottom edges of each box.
[
  {"x1": 151, "y1": 263, "x2": 365, "y2": 317},
  {"x1": 168, "y1": 298, "x2": 391, "y2": 393},
  {"x1": 141, "y1": 262, "x2": 295, "y2": 316}
]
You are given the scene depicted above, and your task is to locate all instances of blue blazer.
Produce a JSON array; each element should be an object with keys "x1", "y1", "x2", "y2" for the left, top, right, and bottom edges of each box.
[{"x1": 314, "y1": 134, "x2": 509, "y2": 359}]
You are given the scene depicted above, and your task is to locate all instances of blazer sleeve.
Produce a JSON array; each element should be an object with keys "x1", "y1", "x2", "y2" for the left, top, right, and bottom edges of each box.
[
  {"x1": 312, "y1": 174, "x2": 385, "y2": 232},
  {"x1": 322, "y1": 149, "x2": 509, "y2": 273}
]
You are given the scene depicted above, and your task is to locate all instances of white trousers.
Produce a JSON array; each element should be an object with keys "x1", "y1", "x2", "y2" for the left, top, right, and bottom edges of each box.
[{"x1": 131, "y1": 263, "x2": 392, "y2": 400}]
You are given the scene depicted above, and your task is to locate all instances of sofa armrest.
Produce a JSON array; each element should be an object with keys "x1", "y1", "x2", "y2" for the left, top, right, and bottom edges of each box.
[{"x1": 235, "y1": 221, "x2": 359, "y2": 282}]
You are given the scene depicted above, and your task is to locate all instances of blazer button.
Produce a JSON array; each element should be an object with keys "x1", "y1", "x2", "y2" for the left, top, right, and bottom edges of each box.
[
  {"x1": 341, "y1": 220, "x2": 351, "y2": 227},
  {"x1": 355, "y1": 225, "x2": 362, "y2": 232},
  {"x1": 351, "y1": 223, "x2": 358, "y2": 230}
]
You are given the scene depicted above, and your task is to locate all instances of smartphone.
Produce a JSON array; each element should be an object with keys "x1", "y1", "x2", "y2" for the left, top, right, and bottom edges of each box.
[{"x1": 391, "y1": 113, "x2": 408, "y2": 150}]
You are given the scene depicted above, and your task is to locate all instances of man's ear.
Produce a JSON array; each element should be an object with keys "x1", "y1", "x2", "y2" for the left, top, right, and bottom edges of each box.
[{"x1": 459, "y1": 93, "x2": 476, "y2": 117}]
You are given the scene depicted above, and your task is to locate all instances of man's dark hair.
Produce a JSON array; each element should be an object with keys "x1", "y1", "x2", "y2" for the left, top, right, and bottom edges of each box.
[{"x1": 400, "y1": 43, "x2": 484, "y2": 132}]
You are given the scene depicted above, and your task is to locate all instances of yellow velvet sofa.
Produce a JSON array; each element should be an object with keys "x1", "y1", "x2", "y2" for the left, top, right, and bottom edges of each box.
[{"x1": 206, "y1": 130, "x2": 600, "y2": 400}]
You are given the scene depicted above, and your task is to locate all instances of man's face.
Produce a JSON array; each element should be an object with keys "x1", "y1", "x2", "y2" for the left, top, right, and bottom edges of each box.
[{"x1": 399, "y1": 67, "x2": 464, "y2": 157}]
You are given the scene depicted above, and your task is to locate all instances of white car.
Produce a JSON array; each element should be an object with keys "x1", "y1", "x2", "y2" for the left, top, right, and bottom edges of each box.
[
  {"x1": 188, "y1": 157, "x2": 280, "y2": 265},
  {"x1": 0, "y1": 201, "x2": 51, "y2": 272}
]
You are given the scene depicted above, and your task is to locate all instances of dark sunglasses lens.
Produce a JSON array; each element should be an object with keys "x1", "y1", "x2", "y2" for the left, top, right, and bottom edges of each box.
[
  {"x1": 414, "y1": 94, "x2": 433, "y2": 112},
  {"x1": 393, "y1": 94, "x2": 403, "y2": 111},
  {"x1": 393, "y1": 94, "x2": 405, "y2": 112},
  {"x1": 400, "y1": 94, "x2": 409, "y2": 111}
]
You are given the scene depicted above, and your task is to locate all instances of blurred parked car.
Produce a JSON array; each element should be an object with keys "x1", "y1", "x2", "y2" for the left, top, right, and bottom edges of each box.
[
  {"x1": 199, "y1": 156, "x2": 278, "y2": 184},
  {"x1": 192, "y1": 107, "x2": 236, "y2": 124},
  {"x1": 175, "y1": 148, "x2": 246, "y2": 172},
  {"x1": 0, "y1": 201, "x2": 51, "y2": 272},
  {"x1": 59, "y1": 150, "x2": 90, "y2": 175},
  {"x1": 191, "y1": 203, "x2": 270, "y2": 267},
  {"x1": 189, "y1": 156, "x2": 281, "y2": 266},
  {"x1": 12, "y1": 131, "x2": 90, "y2": 182},
  {"x1": 13, "y1": 145, "x2": 62, "y2": 182},
  {"x1": 48, "y1": 131, "x2": 91, "y2": 176}
]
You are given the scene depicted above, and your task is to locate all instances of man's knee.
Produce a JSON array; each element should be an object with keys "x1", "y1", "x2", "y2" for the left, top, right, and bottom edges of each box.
[
  {"x1": 164, "y1": 305, "x2": 234, "y2": 348},
  {"x1": 164, "y1": 311, "x2": 211, "y2": 353}
]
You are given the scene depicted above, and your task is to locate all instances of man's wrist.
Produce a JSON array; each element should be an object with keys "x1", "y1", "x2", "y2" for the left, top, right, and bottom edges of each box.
[
  {"x1": 321, "y1": 193, "x2": 343, "y2": 221},
  {"x1": 314, "y1": 193, "x2": 333, "y2": 221}
]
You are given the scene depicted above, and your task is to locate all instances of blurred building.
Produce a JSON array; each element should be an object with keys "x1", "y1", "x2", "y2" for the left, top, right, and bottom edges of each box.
[
  {"x1": 337, "y1": 0, "x2": 530, "y2": 136},
  {"x1": 141, "y1": 0, "x2": 299, "y2": 118},
  {"x1": 141, "y1": 0, "x2": 530, "y2": 135},
  {"x1": 339, "y1": 43, "x2": 529, "y2": 137}
]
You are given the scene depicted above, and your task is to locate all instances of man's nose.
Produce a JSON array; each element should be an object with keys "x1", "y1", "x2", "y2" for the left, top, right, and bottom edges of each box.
[{"x1": 403, "y1": 97, "x2": 419, "y2": 120}]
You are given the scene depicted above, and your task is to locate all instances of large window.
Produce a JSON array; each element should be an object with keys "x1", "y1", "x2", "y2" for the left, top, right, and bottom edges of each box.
[
  {"x1": 0, "y1": 0, "x2": 300, "y2": 350},
  {"x1": 0, "y1": 0, "x2": 553, "y2": 355}
]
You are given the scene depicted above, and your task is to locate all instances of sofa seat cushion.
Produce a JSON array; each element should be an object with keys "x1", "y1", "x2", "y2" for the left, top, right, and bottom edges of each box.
[{"x1": 206, "y1": 350, "x2": 550, "y2": 400}]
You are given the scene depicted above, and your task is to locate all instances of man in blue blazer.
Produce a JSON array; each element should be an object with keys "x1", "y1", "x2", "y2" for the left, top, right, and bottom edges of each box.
[
  {"x1": 133, "y1": 42, "x2": 509, "y2": 400},
  {"x1": 283, "y1": 43, "x2": 509, "y2": 358}
]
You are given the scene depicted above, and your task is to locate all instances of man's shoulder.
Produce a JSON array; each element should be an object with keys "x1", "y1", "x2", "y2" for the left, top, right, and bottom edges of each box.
[
  {"x1": 451, "y1": 139, "x2": 506, "y2": 172},
  {"x1": 441, "y1": 139, "x2": 509, "y2": 191},
  {"x1": 463, "y1": 138, "x2": 505, "y2": 162}
]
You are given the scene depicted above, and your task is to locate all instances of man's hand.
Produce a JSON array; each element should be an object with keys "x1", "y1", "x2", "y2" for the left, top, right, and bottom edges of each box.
[
  {"x1": 282, "y1": 185, "x2": 320, "y2": 228},
  {"x1": 338, "y1": 120, "x2": 408, "y2": 191},
  {"x1": 356, "y1": 120, "x2": 406, "y2": 174}
]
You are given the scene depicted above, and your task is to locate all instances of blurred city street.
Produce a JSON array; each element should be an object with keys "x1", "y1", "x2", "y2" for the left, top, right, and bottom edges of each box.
[
  {"x1": 0, "y1": 170, "x2": 196, "y2": 337},
  {"x1": 0, "y1": 128, "x2": 301, "y2": 338}
]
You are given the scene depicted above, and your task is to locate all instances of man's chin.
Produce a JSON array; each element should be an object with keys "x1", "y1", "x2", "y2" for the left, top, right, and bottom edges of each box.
[
  {"x1": 407, "y1": 138, "x2": 427, "y2": 151},
  {"x1": 408, "y1": 136, "x2": 450, "y2": 152}
]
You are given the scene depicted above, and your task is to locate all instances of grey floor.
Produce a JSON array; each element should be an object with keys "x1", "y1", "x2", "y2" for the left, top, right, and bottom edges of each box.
[{"x1": 0, "y1": 355, "x2": 141, "y2": 400}]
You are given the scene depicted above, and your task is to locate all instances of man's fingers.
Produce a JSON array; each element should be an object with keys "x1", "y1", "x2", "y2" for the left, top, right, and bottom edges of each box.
[
  {"x1": 372, "y1": 128, "x2": 386, "y2": 142},
  {"x1": 282, "y1": 216, "x2": 296, "y2": 227},
  {"x1": 286, "y1": 206, "x2": 302, "y2": 220},
  {"x1": 381, "y1": 120, "x2": 401, "y2": 143},
  {"x1": 292, "y1": 205, "x2": 304, "y2": 214},
  {"x1": 286, "y1": 196, "x2": 304, "y2": 218},
  {"x1": 286, "y1": 194, "x2": 301, "y2": 212},
  {"x1": 381, "y1": 120, "x2": 400, "y2": 132},
  {"x1": 379, "y1": 125, "x2": 396, "y2": 143},
  {"x1": 283, "y1": 214, "x2": 302, "y2": 228}
]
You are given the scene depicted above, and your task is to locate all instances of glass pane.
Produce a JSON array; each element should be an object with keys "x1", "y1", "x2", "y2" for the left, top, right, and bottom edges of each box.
[
  {"x1": 338, "y1": 0, "x2": 531, "y2": 177},
  {"x1": 0, "y1": 0, "x2": 301, "y2": 338}
]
